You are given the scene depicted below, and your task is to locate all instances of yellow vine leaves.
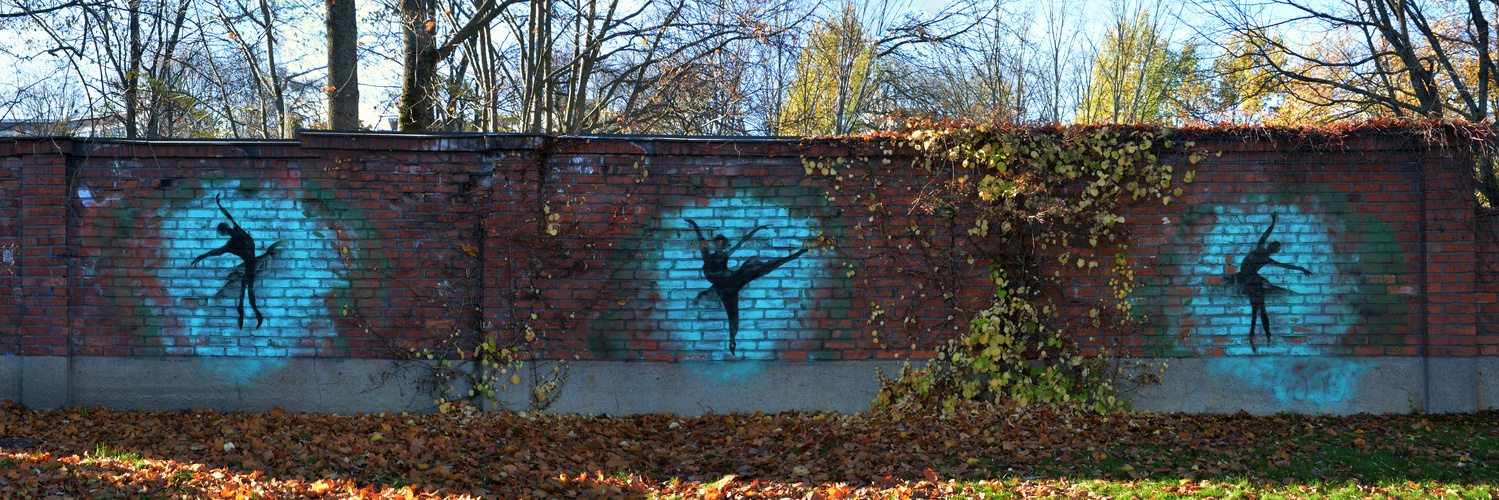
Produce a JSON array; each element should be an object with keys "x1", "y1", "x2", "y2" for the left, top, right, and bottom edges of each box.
[{"x1": 867, "y1": 124, "x2": 1203, "y2": 414}]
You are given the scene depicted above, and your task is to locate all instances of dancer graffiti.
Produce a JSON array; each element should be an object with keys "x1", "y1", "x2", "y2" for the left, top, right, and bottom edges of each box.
[
  {"x1": 1230, "y1": 213, "x2": 1311, "y2": 351},
  {"x1": 686, "y1": 219, "x2": 808, "y2": 355},
  {"x1": 190, "y1": 195, "x2": 283, "y2": 328}
]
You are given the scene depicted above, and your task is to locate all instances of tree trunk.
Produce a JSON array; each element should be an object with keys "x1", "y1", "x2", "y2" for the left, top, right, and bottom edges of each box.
[
  {"x1": 398, "y1": 0, "x2": 437, "y2": 131},
  {"x1": 260, "y1": 0, "x2": 287, "y2": 136},
  {"x1": 125, "y1": 0, "x2": 142, "y2": 137},
  {"x1": 326, "y1": 0, "x2": 359, "y2": 130},
  {"x1": 400, "y1": 48, "x2": 439, "y2": 131},
  {"x1": 519, "y1": 0, "x2": 552, "y2": 133}
]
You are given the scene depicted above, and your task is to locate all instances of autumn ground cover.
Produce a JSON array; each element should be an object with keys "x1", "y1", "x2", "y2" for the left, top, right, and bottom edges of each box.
[{"x1": 0, "y1": 399, "x2": 1494, "y2": 499}]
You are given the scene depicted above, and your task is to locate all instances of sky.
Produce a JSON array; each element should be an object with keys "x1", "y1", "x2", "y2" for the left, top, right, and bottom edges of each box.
[
  {"x1": 0, "y1": 0, "x2": 1276, "y2": 133},
  {"x1": 0, "y1": 0, "x2": 1002, "y2": 131}
]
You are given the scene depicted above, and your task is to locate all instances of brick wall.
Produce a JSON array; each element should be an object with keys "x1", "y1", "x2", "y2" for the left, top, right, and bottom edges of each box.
[
  {"x1": 0, "y1": 130, "x2": 1489, "y2": 378},
  {"x1": 7, "y1": 139, "x2": 73, "y2": 357},
  {"x1": 1477, "y1": 212, "x2": 1499, "y2": 355},
  {"x1": 0, "y1": 141, "x2": 22, "y2": 355}
]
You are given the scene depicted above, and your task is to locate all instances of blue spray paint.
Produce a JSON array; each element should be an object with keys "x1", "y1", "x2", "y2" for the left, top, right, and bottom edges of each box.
[
  {"x1": 633, "y1": 194, "x2": 825, "y2": 363},
  {"x1": 1168, "y1": 204, "x2": 1370, "y2": 405},
  {"x1": 146, "y1": 186, "x2": 350, "y2": 383},
  {"x1": 1208, "y1": 357, "x2": 1367, "y2": 406},
  {"x1": 1174, "y1": 206, "x2": 1360, "y2": 356}
]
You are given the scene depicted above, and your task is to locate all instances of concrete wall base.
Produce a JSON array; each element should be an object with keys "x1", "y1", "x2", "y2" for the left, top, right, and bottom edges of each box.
[
  {"x1": 20, "y1": 356, "x2": 68, "y2": 410},
  {"x1": 0, "y1": 355, "x2": 1492, "y2": 415}
]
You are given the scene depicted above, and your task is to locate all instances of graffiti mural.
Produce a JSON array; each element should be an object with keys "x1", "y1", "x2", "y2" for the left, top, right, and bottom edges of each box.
[
  {"x1": 1163, "y1": 205, "x2": 1357, "y2": 356},
  {"x1": 1149, "y1": 196, "x2": 1411, "y2": 408},
  {"x1": 594, "y1": 193, "x2": 827, "y2": 361},
  {"x1": 1228, "y1": 213, "x2": 1313, "y2": 351},
  {"x1": 686, "y1": 219, "x2": 809, "y2": 354},
  {"x1": 190, "y1": 195, "x2": 285, "y2": 329},
  {"x1": 85, "y1": 180, "x2": 363, "y2": 383}
]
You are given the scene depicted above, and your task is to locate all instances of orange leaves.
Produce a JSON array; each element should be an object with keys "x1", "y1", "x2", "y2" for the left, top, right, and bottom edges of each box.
[
  {"x1": 0, "y1": 401, "x2": 1491, "y2": 498},
  {"x1": 822, "y1": 482, "x2": 853, "y2": 499},
  {"x1": 698, "y1": 473, "x2": 736, "y2": 500},
  {"x1": 215, "y1": 485, "x2": 256, "y2": 499}
]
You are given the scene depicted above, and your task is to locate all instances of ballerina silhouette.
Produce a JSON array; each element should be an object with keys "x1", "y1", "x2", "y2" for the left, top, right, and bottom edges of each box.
[
  {"x1": 687, "y1": 219, "x2": 808, "y2": 355},
  {"x1": 1230, "y1": 213, "x2": 1311, "y2": 351},
  {"x1": 190, "y1": 194, "x2": 282, "y2": 329}
]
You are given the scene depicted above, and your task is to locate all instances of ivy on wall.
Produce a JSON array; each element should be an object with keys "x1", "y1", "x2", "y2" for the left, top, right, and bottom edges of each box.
[{"x1": 802, "y1": 124, "x2": 1206, "y2": 412}]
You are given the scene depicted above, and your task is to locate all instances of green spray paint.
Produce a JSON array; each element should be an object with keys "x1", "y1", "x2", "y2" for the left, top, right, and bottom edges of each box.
[
  {"x1": 1143, "y1": 188, "x2": 1412, "y2": 356},
  {"x1": 589, "y1": 188, "x2": 837, "y2": 368},
  {"x1": 82, "y1": 174, "x2": 378, "y2": 384}
]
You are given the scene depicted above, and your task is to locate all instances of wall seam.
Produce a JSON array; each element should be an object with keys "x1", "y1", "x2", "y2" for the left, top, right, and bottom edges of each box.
[{"x1": 1419, "y1": 139, "x2": 1432, "y2": 412}]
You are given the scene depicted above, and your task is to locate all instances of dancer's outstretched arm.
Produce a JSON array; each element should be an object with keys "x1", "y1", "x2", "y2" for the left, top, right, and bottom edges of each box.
[
  {"x1": 686, "y1": 219, "x2": 713, "y2": 259},
  {"x1": 1268, "y1": 260, "x2": 1311, "y2": 274},
  {"x1": 190, "y1": 247, "x2": 228, "y2": 266},
  {"x1": 215, "y1": 195, "x2": 242, "y2": 231},
  {"x1": 729, "y1": 225, "x2": 769, "y2": 255},
  {"x1": 1257, "y1": 213, "x2": 1278, "y2": 247}
]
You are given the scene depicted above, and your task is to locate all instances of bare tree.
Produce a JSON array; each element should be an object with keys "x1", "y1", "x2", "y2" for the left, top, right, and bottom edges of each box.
[
  {"x1": 1204, "y1": 0, "x2": 1498, "y2": 200},
  {"x1": 396, "y1": 0, "x2": 521, "y2": 130},
  {"x1": 0, "y1": 0, "x2": 319, "y2": 137},
  {"x1": 1037, "y1": 0, "x2": 1085, "y2": 123},
  {"x1": 1206, "y1": 0, "x2": 1494, "y2": 122},
  {"x1": 22, "y1": 0, "x2": 198, "y2": 137},
  {"x1": 1077, "y1": 0, "x2": 1201, "y2": 124},
  {"x1": 494, "y1": 0, "x2": 810, "y2": 134},
  {"x1": 882, "y1": 0, "x2": 1037, "y2": 125},
  {"x1": 0, "y1": 68, "x2": 93, "y2": 135},
  {"x1": 210, "y1": 0, "x2": 294, "y2": 136},
  {"x1": 777, "y1": 0, "x2": 981, "y2": 135}
]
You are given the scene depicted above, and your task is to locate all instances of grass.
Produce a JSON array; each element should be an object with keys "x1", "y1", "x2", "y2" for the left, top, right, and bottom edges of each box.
[
  {"x1": 960, "y1": 477, "x2": 1499, "y2": 499},
  {"x1": 945, "y1": 411, "x2": 1498, "y2": 499},
  {"x1": 87, "y1": 443, "x2": 145, "y2": 468}
]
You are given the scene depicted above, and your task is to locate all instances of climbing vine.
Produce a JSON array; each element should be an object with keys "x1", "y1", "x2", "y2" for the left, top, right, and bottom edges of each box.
[
  {"x1": 803, "y1": 124, "x2": 1208, "y2": 413},
  {"x1": 353, "y1": 264, "x2": 569, "y2": 413},
  {"x1": 329, "y1": 155, "x2": 580, "y2": 414}
]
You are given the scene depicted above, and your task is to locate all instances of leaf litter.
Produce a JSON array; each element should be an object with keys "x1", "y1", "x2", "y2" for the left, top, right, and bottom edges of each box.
[{"x1": 0, "y1": 400, "x2": 1494, "y2": 498}]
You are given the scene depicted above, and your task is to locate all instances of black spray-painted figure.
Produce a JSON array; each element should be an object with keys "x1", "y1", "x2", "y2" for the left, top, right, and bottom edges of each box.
[
  {"x1": 1230, "y1": 213, "x2": 1311, "y2": 352},
  {"x1": 687, "y1": 219, "x2": 809, "y2": 355},
  {"x1": 191, "y1": 195, "x2": 282, "y2": 329}
]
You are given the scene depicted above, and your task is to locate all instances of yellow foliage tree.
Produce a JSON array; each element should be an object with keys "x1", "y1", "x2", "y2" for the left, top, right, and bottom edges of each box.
[
  {"x1": 1077, "y1": 10, "x2": 1200, "y2": 124},
  {"x1": 1197, "y1": 31, "x2": 1292, "y2": 124},
  {"x1": 776, "y1": 3, "x2": 880, "y2": 136}
]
